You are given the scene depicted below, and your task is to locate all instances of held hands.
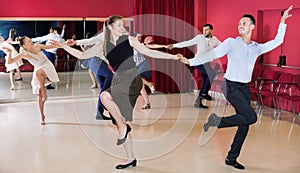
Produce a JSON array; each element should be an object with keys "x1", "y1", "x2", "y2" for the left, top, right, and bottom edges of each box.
[
  {"x1": 179, "y1": 56, "x2": 189, "y2": 65},
  {"x1": 281, "y1": 5, "x2": 293, "y2": 23},
  {"x1": 172, "y1": 53, "x2": 183, "y2": 60},
  {"x1": 48, "y1": 40, "x2": 66, "y2": 48},
  {"x1": 166, "y1": 44, "x2": 173, "y2": 50},
  {"x1": 172, "y1": 54, "x2": 189, "y2": 64},
  {"x1": 66, "y1": 39, "x2": 77, "y2": 46}
]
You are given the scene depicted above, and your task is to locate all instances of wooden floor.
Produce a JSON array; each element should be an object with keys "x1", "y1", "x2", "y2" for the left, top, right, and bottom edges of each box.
[{"x1": 0, "y1": 71, "x2": 299, "y2": 173}]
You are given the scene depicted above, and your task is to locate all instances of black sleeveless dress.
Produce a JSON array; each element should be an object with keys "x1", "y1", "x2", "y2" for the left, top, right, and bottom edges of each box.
[{"x1": 105, "y1": 35, "x2": 143, "y2": 121}]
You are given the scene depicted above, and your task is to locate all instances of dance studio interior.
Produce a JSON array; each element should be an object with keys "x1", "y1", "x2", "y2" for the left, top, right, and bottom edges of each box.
[{"x1": 0, "y1": 0, "x2": 299, "y2": 172}]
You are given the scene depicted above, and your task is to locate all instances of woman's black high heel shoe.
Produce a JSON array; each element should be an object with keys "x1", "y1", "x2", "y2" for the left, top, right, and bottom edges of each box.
[
  {"x1": 115, "y1": 159, "x2": 137, "y2": 169},
  {"x1": 109, "y1": 113, "x2": 116, "y2": 125},
  {"x1": 116, "y1": 124, "x2": 131, "y2": 145}
]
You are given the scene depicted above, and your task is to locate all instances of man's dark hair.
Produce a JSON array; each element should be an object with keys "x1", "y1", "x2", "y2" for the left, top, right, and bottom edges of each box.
[
  {"x1": 203, "y1": 24, "x2": 213, "y2": 30},
  {"x1": 54, "y1": 27, "x2": 62, "y2": 35},
  {"x1": 242, "y1": 14, "x2": 256, "y2": 25},
  {"x1": 85, "y1": 32, "x2": 93, "y2": 39}
]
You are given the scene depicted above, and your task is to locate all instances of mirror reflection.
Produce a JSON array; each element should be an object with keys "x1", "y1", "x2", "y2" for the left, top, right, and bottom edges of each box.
[{"x1": 0, "y1": 18, "x2": 133, "y2": 100}]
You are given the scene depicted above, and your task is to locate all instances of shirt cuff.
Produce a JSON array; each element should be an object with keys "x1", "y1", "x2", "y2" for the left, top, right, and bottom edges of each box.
[
  {"x1": 76, "y1": 40, "x2": 84, "y2": 46},
  {"x1": 188, "y1": 58, "x2": 201, "y2": 66},
  {"x1": 279, "y1": 23, "x2": 287, "y2": 30},
  {"x1": 173, "y1": 43, "x2": 179, "y2": 48}
]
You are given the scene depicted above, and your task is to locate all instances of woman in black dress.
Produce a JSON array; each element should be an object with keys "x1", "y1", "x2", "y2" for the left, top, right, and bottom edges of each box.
[
  {"x1": 51, "y1": 15, "x2": 181, "y2": 169},
  {"x1": 101, "y1": 15, "x2": 181, "y2": 169}
]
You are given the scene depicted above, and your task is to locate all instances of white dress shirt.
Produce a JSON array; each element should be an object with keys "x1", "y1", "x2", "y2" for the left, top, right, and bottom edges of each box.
[
  {"x1": 133, "y1": 49, "x2": 146, "y2": 66},
  {"x1": 174, "y1": 34, "x2": 221, "y2": 58},
  {"x1": 68, "y1": 32, "x2": 175, "y2": 64},
  {"x1": 32, "y1": 33, "x2": 65, "y2": 54},
  {"x1": 189, "y1": 23, "x2": 287, "y2": 83},
  {"x1": 76, "y1": 32, "x2": 103, "y2": 46},
  {"x1": 62, "y1": 41, "x2": 109, "y2": 64},
  {"x1": 60, "y1": 29, "x2": 65, "y2": 38},
  {"x1": 68, "y1": 32, "x2": 109, "y2": 64}
]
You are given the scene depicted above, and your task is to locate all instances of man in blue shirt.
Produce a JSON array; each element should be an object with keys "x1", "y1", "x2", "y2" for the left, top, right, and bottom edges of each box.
[{"x1": 179, "y1": 5, "x2": 293, "y2": 170}]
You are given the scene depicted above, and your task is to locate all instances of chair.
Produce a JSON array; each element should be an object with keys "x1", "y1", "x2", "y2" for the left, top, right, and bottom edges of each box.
[
  {"x1": 257, "y1": 69, "x2": 277, "y2": 117},
  {"x1": 210, "y1": 64, "x2": 231, "y2": 114},
  {"x1": 274, "y1": 73, "x2": 294, "y2": 118},
  {"x1": 282, "y1": 75, "x2": 300, "y2": 123},
  {"x1": 67, "y1": 53, "x2": 78, "y2": 71},
  {"x1": 190, "y1": 67, "x2": 203, "y2": 93},
  {"x1": 249, "y1": 68, "x2": 263, "y2": 112},
  {"x1": 211, "y1": 63, "x2": 227, "y2": 98},
  {"x1": 250, "y1": 68, "x2": 262, "y2": 101},
  {"x1": 0, "y1": 58, "x2": 6, "y2": 72},
  {"x1": 19, "y1": 60, "x2": 34, "y2": 72},
  {"x1": 56, "y1": 48, "x2": 68, "y2": 72}
]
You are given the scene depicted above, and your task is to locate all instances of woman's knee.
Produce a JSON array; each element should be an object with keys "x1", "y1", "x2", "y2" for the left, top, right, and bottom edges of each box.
[
  {"x1": 37, "y1": 92, "x2": 42, "y2": 99},
  {"x1": 36, "y1": 69, "x2": 46, "y2": 77},
  {"x1": 100, "y1": 91, "x2": 111, "y2": 103}
]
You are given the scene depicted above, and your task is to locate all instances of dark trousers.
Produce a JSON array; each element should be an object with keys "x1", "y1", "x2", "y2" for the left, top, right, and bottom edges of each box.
[
  {"x1": 195, "y1": 62, "x2": 216, "y2": 103},
  {"x1": 92, "y1": 61, "x2": 113, "y2": 114},
  {"x1": 43, "y1": 50, "x2": 56, "y2": 65},
  {"x1": 218, "y1": 79, "x2": 257, "y2": 161}
]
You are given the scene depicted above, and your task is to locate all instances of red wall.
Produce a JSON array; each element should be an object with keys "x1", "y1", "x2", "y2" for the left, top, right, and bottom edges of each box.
[
  {"x1": 262, "y1": 8, "x2": 300, "y2": 68},
  {"x1": 194, "y1": 0, "x2": 207, "y2": 32},
  {"x1": 206, "y1": 1, "x2": 300, "y2": 74},
  {"x1": 207, "y1": 0, "x2": 300, "y2": 113},
  {"x1": 0, "y1": 0, "x2": 133, "y2": 17},
  {"x1": 207, "y1": 0, "x2": 300, "y2": 40},
  {"x1": 207, "y1": 0, "x2": 300, "y2": 67}
]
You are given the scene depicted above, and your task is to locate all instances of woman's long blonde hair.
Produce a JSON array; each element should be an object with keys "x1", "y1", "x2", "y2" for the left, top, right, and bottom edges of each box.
[{"x1": 103, "y1": 15, "x2": 123, "y2": 56}]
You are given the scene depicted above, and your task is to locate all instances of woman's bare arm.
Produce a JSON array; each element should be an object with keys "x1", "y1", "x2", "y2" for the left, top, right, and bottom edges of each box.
[
  {"x1": 37, "y1": 43, "x2": 58, "y2": 50},
  {"x1": 129, "y1": 36, "x2": 180, "y2": 60},
  {"x1": 2, "y1": 47, "x2": 30, "y2": 64}
]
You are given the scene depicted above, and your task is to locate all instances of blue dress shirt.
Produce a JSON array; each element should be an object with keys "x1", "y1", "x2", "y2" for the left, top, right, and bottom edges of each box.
[{"x1": 189, "y1": 23, "x2": 287, "y2": 83}]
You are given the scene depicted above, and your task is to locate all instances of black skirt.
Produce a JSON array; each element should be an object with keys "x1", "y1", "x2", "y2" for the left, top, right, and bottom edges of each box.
[{"x1": 106, "y1": 68, "x2": 142, "y2": 121}]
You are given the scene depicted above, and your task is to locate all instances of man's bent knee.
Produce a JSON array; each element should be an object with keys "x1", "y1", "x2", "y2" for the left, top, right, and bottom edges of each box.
[{"x1": 248, "y1": 113, "x2": 257, "y2": 125}]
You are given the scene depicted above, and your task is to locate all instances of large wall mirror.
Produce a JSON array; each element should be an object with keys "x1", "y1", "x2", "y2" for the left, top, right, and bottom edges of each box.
[
  {"x1": 0, "y1": 17, "x2": 134, "y2": 64},
  {"x1": 0, "y1": 17, "x2": 133, "y2": 101}
]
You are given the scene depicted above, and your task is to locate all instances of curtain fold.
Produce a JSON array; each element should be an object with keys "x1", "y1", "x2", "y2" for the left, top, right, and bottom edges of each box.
[{"x1": 134, "y1": 0, "x2": 196, "y2": 93}]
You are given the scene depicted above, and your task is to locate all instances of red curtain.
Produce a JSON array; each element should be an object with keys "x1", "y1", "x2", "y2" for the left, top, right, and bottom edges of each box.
[{"x1": 134, "y1": 0, "x2": 196, "y2": 93}]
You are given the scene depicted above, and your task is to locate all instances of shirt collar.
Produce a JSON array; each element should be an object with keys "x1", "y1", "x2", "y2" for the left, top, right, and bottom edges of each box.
[
  {"x1": 203, "y1": 35, "x2": 214, "y2": 40},
  {"x1": 236, "y1": 36, "x2": 258, "y2": 46}
]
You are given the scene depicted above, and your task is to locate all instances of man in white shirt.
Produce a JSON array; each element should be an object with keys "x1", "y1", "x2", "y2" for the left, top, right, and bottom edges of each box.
[
  {"x1": 179, "y1": 5, "x2": 293, "y2": 170},
  {"x1": 49, "y1": 24, "x2": 66, "y2": 38},
  {"x1": 168, "y1": 24, "x2": 221, "y2": 108},
  {"x1": 32, "y1": 27, "x2": 65, "y2": 65},
  {"x1": 32, "y1": 27, "x2": 65, "y2": 89}
]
